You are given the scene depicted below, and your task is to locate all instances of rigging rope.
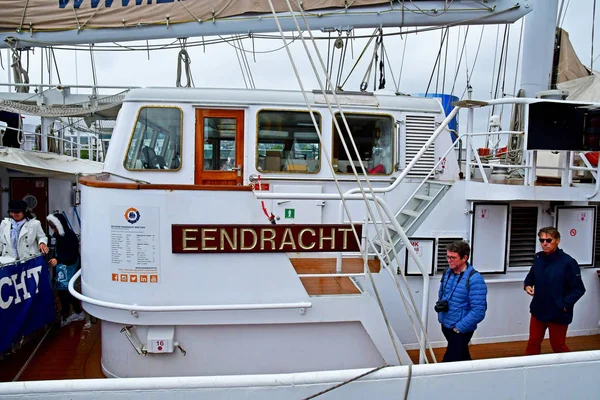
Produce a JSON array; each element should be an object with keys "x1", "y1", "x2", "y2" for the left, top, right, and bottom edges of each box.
[
  {"x1": 450, "y1": 26, "x2": 469, "y2": 96},
  {"x1": 269, "y1": 0, "x2": 409, "y2": 365},
  {"x1": 175, "y1": 40, "x2": 193, "y2": 88},
  {"x1": 425, "y1": 28, "x2": 449, "y2": 96},
  {"x1": 378, "y1": 31, "x2": 386, "y2": 90},
  {"x1": 592, "y1": 0, "x2": 597, "y2": 70},
  {"x1": 360, "y1": 29, "x2": 382, "y2": 92},
  {"x1": 460, "y1": 25, "x2": 485, "y2": 99},
  {"x1": 512, "y1": 19, "x2": 525, "y2": 98},
  {"x1": 396, "y1": 29, "x2": 408, "y2": 92},
  {"x1": 275, "y1": 0, "x2": 437, "y2": 366},
  {"x1": 6, "y1": 38, "x2": 30, "y2": 93}
]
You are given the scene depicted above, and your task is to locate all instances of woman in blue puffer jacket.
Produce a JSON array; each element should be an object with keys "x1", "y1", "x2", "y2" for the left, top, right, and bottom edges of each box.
[{"x1": 437, "y1": 241, "x2": 488, "y2": 362}]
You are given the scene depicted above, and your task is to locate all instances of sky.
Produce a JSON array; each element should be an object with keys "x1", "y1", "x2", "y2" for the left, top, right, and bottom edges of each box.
[{"x1": 1, "y1": 0, "x2": 598, "y2": 135}]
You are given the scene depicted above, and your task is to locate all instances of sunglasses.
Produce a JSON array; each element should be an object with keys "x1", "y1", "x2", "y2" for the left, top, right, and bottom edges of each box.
[{"x1": 538, "y1": 238, "x2": 554, "y2": 244}]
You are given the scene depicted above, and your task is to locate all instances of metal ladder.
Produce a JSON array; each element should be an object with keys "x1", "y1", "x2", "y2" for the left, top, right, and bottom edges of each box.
[{"x1": 371, "y1": 180, "x2": 452, "y2": 260}]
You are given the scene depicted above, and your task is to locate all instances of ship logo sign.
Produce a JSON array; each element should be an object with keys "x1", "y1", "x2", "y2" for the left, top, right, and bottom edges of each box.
[{"x1": 124, "y1": 207, "x2": 141, "y2": 224}]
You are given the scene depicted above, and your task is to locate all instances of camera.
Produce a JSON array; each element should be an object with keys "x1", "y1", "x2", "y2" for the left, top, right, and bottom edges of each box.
[{"x1": 434, "y1": 300, "x2": 449, "y2": 313}]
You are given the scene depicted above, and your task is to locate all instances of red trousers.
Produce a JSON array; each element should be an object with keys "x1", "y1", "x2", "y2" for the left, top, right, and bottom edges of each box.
[{"x1": 525, "y1": 314, "x2": 570, "y2": 355}]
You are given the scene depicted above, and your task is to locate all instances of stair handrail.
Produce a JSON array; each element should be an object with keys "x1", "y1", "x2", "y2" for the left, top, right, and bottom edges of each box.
[{"x1": 343, "y1": 106, "x2": 460, "y2": 198}]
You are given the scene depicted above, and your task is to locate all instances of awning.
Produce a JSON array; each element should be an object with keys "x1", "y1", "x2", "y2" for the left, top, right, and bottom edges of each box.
[{"x1": 0, "y1": 147, "x2": 103, "y2": 177}]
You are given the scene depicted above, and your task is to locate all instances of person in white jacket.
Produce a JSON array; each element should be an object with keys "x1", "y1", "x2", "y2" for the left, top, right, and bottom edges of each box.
[{"x1": 0, "y1": 199, "x2": 49, "y2": 260}]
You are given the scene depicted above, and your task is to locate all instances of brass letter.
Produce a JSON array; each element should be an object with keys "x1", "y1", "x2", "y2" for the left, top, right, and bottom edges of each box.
[
  {"x1": 298, "y1": 228, "x2": 316, "y2": 250},
  {"x1": 182, "y1": 228, "x2": 199, "y2": 251},
  {"x1": 241, "y1": 228, "x2": 258, "y2": 251},
  {"x1": 201, "y1": 228, "x2": 218, "y2": 251},
  {"x1": 260, "y1": 228, "x2": 277, "y2": 251},
  {"x1": 319, "y1": 228, "x2": 335, "y2": 250},
  {"x1": 220, "y1": 228, "x2": 237, "y2": 251},
  {"x1": 279, "y1": 227, "x2": 297, "y2": 250},
  {"x1": 339, "y1": 228, "x2": 353, "y2": 250}
]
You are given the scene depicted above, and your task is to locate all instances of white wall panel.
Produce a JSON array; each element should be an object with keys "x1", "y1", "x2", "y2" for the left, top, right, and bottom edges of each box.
[
  {"x1": 471, "y1": 203, "x2": 508, "y2": 273},
  {"x1": 556, "y1": 206, "x2": 596, "y2": 266}
]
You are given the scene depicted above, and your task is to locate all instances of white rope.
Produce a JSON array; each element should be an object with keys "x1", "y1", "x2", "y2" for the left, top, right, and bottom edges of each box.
[
  {"x1": 267, "y1": 0, "x2": 405, "y2": 364},
  {"x1": 290, "y1": 0, "x2": 437, "y2": 363},
  {"x1": 276, "y1": 0, "x2": 438, "y2": 365},
  {"x1": 0, "y1": 91, "x2": 128, "y2": 117}
]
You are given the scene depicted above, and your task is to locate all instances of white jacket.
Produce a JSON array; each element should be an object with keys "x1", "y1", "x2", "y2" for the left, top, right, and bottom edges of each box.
[{"x1": 0, "y1": 217, "x2": 48, "y2": 260}]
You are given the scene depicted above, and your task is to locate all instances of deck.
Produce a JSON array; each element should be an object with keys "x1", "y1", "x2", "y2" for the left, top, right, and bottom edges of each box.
[
  {"x1": 1, "y1": 320, "x2": 598, "y2": 382},
  {"x1": 291, "y1": 257, "x2": 380, "y2": 296}
]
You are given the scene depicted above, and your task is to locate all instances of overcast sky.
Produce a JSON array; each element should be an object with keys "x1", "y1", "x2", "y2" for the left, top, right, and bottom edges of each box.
[{"x1": 2, "y1": 0, "x2": 598, "y2": 134}]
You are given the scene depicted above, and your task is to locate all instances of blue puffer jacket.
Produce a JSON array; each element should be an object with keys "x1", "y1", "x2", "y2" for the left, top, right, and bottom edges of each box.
[
  {"x1": 437, "y1": 264, "x2": 488, "y2": 333},
  {"x1": 524, "y1": 248, "x2": 586, "y2": 324}
]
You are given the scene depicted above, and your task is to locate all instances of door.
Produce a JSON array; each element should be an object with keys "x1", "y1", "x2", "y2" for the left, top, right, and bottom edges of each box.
[
  {"x1": 195, "y1": 109, "x2": 245, "y2": 185},
  {"x1": 10, "y1": 177, "x2": 49, "y2": 228}
]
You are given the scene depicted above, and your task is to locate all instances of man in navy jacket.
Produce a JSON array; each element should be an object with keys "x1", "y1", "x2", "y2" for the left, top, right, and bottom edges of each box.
[
  {"x1": 437, "y1": 241, "x2": 487, "y2": 362},
  {"x1": 524, "y1": 227, "x2": 586, "y2": 355}
]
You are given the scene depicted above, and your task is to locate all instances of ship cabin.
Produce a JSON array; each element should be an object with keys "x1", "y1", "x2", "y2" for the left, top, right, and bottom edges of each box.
[{"x1": 76, "y1": 87, "x2": 600, "y2": 378}]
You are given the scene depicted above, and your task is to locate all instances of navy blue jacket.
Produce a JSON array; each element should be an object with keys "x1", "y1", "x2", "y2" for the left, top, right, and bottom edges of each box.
[
  {"x1": 437, "y1": 264, "x2": 488, "y2": 333},
  {"x1": 524, "y1": 248, "x2": 586, "y2": 324}
]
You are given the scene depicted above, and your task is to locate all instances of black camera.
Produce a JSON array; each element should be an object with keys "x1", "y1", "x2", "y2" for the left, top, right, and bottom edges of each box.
[{"x1": 434, "y1": 300, "x2": 449, "y2": 313}]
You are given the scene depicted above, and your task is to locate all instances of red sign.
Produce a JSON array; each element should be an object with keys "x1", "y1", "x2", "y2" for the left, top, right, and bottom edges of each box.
[
  {"x1": 172, "y1": 224, "x2": 362, "y2": 253},
  {"x1": 570, "y1": 229, "x2": 577, "y2": 236},
  {"x1": 254, "y1": 183, "x2": 270, "y2": 191}
]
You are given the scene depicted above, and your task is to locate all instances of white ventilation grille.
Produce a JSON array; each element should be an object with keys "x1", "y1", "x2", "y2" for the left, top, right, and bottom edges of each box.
[{"x1": 405, "y1": 115, "x2": 437, "y2": 177}]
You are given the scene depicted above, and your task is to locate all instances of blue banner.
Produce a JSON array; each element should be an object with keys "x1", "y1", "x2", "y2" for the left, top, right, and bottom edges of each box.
[{"x1": 0, "y1": 255, "x2": 56, "y2": 353}]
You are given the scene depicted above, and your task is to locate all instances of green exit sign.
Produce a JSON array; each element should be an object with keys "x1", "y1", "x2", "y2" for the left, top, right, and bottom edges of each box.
[{"x1": 284, "y1": 209, "x2": 295, "y2": 219}]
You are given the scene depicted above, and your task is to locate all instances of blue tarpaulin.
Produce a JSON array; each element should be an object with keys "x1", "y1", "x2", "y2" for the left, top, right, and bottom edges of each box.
[{"x1": 0, "y1": 255, "x2": 55, "y2": 353}]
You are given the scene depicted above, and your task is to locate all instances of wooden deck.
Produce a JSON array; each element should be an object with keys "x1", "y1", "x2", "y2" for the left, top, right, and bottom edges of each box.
[
  {"x1": 407, "y1": 334, "x2": 600, "y2": 364},
  {"x1": 1, "y1": 320, "x2": 598, "y2": 382},
  {"x1": 291, "y1": 257, "x2": 380, "y2": 296},
  {"x1": 0, "y1": 320, "x2": 103, "y2": 382}
]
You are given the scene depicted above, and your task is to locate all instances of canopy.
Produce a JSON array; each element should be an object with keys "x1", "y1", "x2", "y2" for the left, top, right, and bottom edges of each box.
[{"x1": 0, "y1": 147, "x2": 103, "y2": 177}]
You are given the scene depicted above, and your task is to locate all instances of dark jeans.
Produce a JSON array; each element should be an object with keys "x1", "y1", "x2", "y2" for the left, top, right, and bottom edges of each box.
[
  {"x1": 57, "y1": 290, "x2": 82, "y2": 319},
  {"x1": 441, "y1": 325, "x2": 474, "y2": 362}
]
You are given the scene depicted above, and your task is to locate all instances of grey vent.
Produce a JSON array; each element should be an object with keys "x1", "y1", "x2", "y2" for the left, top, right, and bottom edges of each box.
[
  {"x1": 405, "y1": 115, "x2": 437, "y2": 177},
  {"x1": 436, "y1": 237, "x2": 464, "y2": 273},
  {"x1": 509, "y1": 207, "x2": 538, "y2": 267}
]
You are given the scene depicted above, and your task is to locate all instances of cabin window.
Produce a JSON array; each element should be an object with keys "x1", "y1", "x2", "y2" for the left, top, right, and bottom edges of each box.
[
  {"x1": 203, "y1": 117, "x2": 236, "y2": 171},
  {"x1": 124, "y1": 107, "x2": 182, "y2": 171},
  {"x1": 508, "y1": 207, "x2": 538, "y2": 267},
  {"x1": 332, "y1": 113, "x2": 393, "y2": 175},
  {"x1": 256, "y1": 110, "x2": 321, "y2": 173}
]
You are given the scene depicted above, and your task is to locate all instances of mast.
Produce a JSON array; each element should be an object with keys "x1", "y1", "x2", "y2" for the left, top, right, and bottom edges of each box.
[{"x1": 520, "y1": 0, "x2": 559, "y2": 97}]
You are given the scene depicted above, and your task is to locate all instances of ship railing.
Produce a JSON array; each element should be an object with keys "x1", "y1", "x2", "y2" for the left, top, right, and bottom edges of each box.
[
  {"x1": 461, "y1": 130, "x2": 600, "y2": 196},
  {"x1": 1, "y1": 125, "x2": 103, "y2": 162},
  {"x1": 453, "y1": 97, "x2": 600, "y2": 198},
  {"x1": 68, "y1": 270, "x2": 312, "y2": 313},
  {"x1": 459, "y1": 130, "x2": 528, "y2": 184}
]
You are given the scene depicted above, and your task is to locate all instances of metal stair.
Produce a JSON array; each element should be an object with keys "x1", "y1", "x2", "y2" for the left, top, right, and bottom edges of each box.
[{"x1": 371, "y1": 180, "x2": 453, "y2": 259}]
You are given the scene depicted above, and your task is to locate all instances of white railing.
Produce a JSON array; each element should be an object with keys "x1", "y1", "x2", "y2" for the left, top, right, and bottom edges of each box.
[
  {"x1": 4, "y1": 126, "x2": 105, "y2": 162},
  {"x1": 68, "y1": 270, "x2": 312, "y2": 312}
]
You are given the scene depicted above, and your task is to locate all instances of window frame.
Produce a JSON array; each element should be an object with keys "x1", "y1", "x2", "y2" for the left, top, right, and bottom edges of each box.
[
  {"x1": 331, "y1": 111, "x2": 395, "y2": 176},
  {"x1": 255, "y1": 108, "x2": 322, "y2": 174},
  {"x1": 123, "y1": 105, "x2": 183, "y2": 172}
]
